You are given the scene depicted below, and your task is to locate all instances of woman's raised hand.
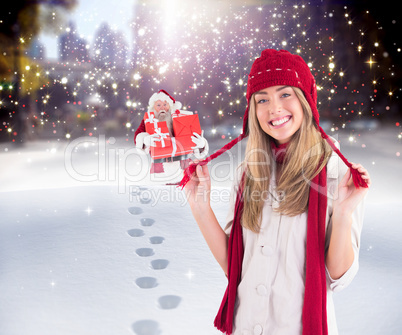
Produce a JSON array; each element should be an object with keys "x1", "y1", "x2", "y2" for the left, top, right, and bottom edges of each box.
[
  {"x1": 184, "y1": 162, "x2": 211, "y2": 211},
  {"x1": 183, "y1": 162, "x2": 229, "y2": 274},
  {"x1": 333, "y1": 163, "x2": 370, "y2": 217}
]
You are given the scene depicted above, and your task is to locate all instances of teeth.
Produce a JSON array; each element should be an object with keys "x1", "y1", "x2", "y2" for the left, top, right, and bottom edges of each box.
[{"x1": 271, "y1": 116, "x2": 290, "y2": 126}]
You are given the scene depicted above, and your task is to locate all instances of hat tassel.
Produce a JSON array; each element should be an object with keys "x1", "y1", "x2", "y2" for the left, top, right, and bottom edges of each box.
[
  {"x1": 318, "y1": 126, "x2": 368, "y2": 189},
  {"x1": 179, "y1": 133, "x2": 246, "y2": 189}
]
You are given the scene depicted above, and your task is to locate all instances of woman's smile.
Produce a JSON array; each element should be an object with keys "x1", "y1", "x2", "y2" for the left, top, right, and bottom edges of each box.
[{"x1": 269, "y1": 115, "x2": 292, "y2": 127}]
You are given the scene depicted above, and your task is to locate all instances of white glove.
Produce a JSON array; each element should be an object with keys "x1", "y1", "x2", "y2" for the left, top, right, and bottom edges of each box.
[
  {"x1": 135, "y1": 132, "x2": 159, "y2": 149},
  {"x1": 191, "y1": 130, "x2": 206, "y2": 150},
  {"x1": 191, "y1": 130, "x2": 209, "y2": 160},
  {"x1": 144, "y1": 133, "x2": 159, "y2": 148}
]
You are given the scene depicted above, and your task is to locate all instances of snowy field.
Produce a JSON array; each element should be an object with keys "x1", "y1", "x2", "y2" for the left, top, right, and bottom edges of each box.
[{"x1": 0, "y1": 124, "x2": 401, "y2": 335}]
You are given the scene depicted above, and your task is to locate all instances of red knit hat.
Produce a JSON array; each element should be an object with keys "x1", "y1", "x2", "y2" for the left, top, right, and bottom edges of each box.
[
  {"x1": 179, "y1": 49, "x2": 368, "y2": 189},
  {"x1": 243, "y1": 49, "x2": 319, "y2": 134}
]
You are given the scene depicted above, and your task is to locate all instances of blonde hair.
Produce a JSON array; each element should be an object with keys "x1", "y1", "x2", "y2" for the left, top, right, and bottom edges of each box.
[{"x1": 241, "y1": 87, "x2": 332, "y2": 233}]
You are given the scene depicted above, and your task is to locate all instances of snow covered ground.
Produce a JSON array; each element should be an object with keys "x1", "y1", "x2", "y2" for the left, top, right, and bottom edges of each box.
[{"x1": 0, "y1": 124, "x2": 401, "y2": 334}]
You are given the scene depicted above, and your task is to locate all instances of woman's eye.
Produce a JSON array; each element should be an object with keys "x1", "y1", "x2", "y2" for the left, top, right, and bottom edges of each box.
[
  {"x1": 257, "y1": 99, "x2": 268, "y2": 104},
  {"x1": 281, "y1": 93, "x2": 291, "y2": 98}
]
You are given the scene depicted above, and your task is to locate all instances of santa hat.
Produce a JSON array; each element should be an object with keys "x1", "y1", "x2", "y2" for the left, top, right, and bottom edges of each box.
[
  {"x1": 148, "y1": 89, "x2": 182, "y2": 112},
  {"x1": 180, "y1": 49, "x2": 368, "y2": 189}
]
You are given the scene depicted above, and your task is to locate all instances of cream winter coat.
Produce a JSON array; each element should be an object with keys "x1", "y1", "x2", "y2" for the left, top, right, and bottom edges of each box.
[{"x1": 224, "y1": 149, "x2": 365, "y2": 335}]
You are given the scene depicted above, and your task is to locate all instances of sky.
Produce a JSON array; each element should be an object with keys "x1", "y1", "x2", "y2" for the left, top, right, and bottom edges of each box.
[
  {"x1": 39, "y1": 0, "x2": 136, "y2": 59},
  {"x1": 30, "y1": 0, "x2": 401, "y2": 125}
]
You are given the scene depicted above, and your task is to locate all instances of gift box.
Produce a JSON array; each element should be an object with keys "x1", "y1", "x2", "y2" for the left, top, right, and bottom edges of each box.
[
  {"x1": 144, "y1": 111, "x2": 160, "y2": 133},
  {"x1": 150, "y1": 140, "x2": 175, "y2": 160},
  {"x1": 143, "y1": 110, "x2": 202, "y2": 160},
  {"x1": 144, "y1": 111, "x2": 172, "y2": 159},
  {"x1": 172, "y1": 114, "x2": 201, "y2": 137},
  {"x1": 150, "y1": 137, "x2": 182, "y2": 160},
  {"x1": 143, "y1": 111, "x2": 171, "y2": 148},
  {"x1": 173, "y1": 114, "x2": 202, "y2": 156},
  {"x1": 151, "y1": 123, "x2": 172, "y2": 149}
]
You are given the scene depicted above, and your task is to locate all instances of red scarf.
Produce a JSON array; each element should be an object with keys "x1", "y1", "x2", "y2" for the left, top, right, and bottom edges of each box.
[{"x1": 214, "y1": 141, "x2": 328, "y2": 335}]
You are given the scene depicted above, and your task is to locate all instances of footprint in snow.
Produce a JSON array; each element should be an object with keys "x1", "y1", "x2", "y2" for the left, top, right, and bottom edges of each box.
[
  {"x1": 135, "y1": 248, "x2": 155, "y2": 257},
  {"x1": 140, "y1": 218, "x2": 155, "y2": 227},
  {"x1": 150, "y1": 259, "x2": 169, "y2": 270},
  {"x1": 131, "y1": 186, "x2": 148, "y2": 196},
  {"x1": 158, "y1": 295, "x2": 182, "y2": 310},
  {"x1": 128, "y1": 207, "x2": 143, "y2": 215},
  {"x1": 132, "y1": 320, "x2": 161, "y2": 335},
  {"x1": 131, "y1": 187, "x2": 152, "y2": 204},
  {"x1": 135, "y1": 277, "x2": 158, "y2": 289},
  {"x1": 139, "y1": 193, "x2": 153, "y2": 204},
  {"x1": 127, "y1": 229, "x2": 145, "y2": 237},
  {"x1": 149, "y1": 236, "x2": 164, "y2": 245}
]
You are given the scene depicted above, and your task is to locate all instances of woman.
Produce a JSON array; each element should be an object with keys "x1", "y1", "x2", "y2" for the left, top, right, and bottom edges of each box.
[{"x1": 183, "y1": 49, "x2": 370, "y2": 335}]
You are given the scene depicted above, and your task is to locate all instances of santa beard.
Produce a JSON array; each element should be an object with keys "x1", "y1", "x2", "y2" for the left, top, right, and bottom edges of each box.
[{"x1": 155, "y1": 110, "x2": 173, "y2": 136}]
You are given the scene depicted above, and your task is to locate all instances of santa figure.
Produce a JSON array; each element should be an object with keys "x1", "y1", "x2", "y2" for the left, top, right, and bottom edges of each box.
[{"x1": 134, "y1": 90, "x2": 209, "y2": 174}]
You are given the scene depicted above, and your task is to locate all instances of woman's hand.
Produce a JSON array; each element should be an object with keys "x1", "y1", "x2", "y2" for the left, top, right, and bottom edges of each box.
[
  {"x1": 333, "y1": 163, "x2": 370, "y2": 218},
  {"x1": 183, "y1": 162, "x2": 229, "y2": 274},
  {"x1": 327, "y1": 163, "x2": 369, "y2": 279},
  {"x1": 184, "y1": 162, "x2": 211, "y2": 211}
]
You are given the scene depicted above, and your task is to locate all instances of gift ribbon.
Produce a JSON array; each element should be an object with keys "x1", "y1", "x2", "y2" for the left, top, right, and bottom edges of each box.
[
  {"x1": 171, "y1": 137, "x2": 177, "y2": 157},
  {"x1": 152, "y1": 137, "x2": 177, "y2": 160},
  {"x1": 145, "y1": 111, "x2": 158, "y2": 128},
  {"x1": 153, "y1": 127, "x2": 169, "y2": 148}
]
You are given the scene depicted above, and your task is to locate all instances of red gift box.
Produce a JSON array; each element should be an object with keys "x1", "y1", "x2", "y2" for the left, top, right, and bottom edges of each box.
[
  {"x1": 173, "y1": 114, "x2": 202, "y2": 156},
  {"x1": 151, "y1": 124, "x2": 172, "y2": 149},
  {"x1": 143, "y1": 111, "x2": 173, "y2": 159},
  {"x1": 150, "y1": 137, "x2": 187, "y2": 160},
  {"x1": 144, "y1": 111, "x2": 159, "y2": 133},
  {"x1": 144, "y1": 111, "x2": 171, "y2": 148},
  {"x1": 172, "y1": 114, "x2": 201, "y2": 137},
  {"x1": 150, "y1": 141, "x2": 175, "y2": 160},
  {"x1": 143, "y1": 111, "x2": 202, "y2": 161}
]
